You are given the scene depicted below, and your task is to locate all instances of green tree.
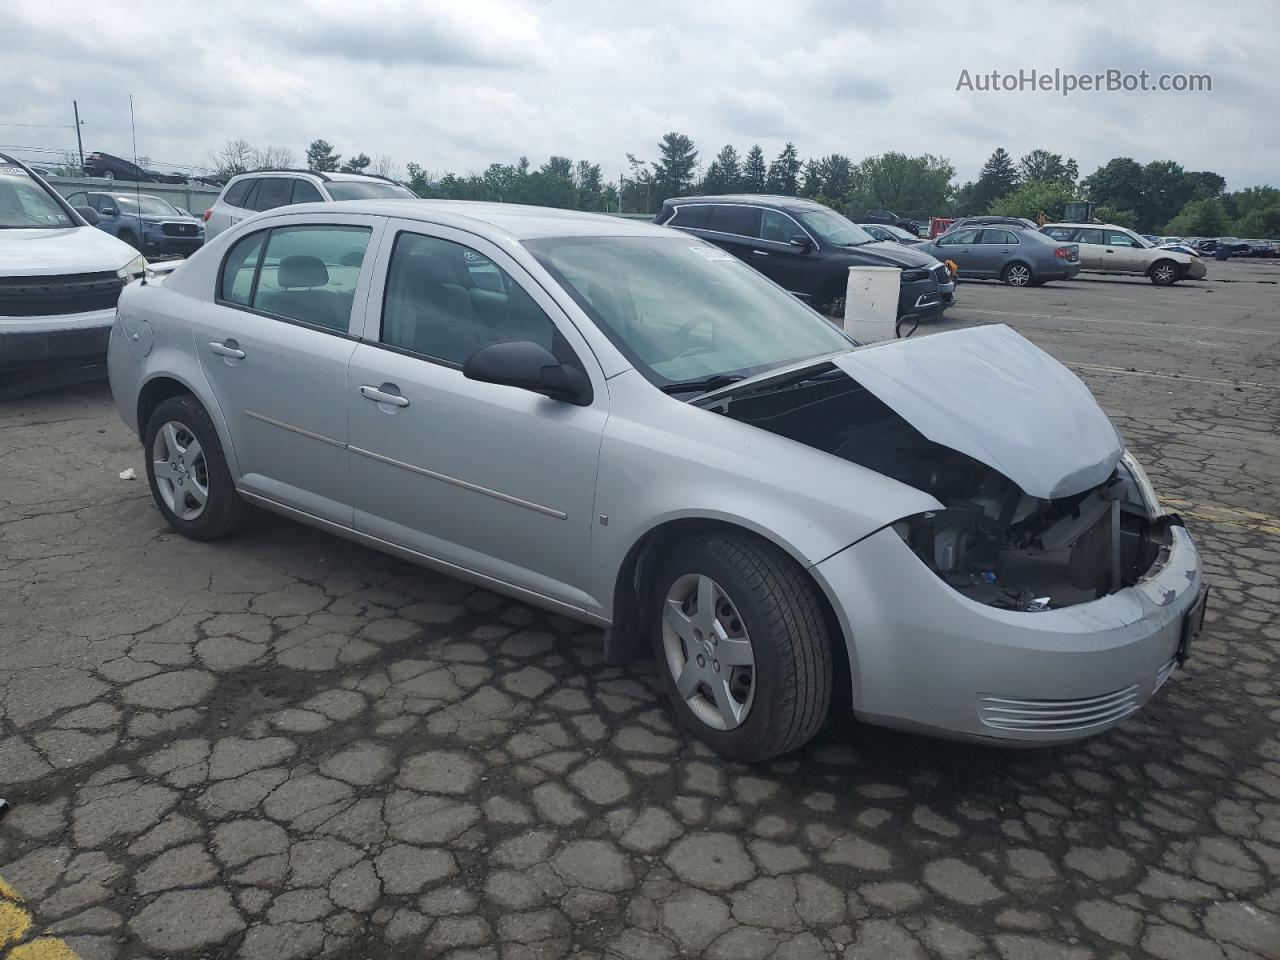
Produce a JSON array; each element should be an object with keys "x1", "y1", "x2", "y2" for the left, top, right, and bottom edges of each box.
[
  {"x1": 951, "y1": 180, "x2": 979, "y2": 215},
  {"x1": 651, "y1": 132, "x2": 698, "y2": 203},
  {"x1": 971, "y1": 148, "x2": 1019, "y2": 211},
  {"x1": 1092, "y1": 206, "x2": 1138, "y2": 228},
  {"x1": 340, "y1": 152, "x2": 371, "y2": 174},
  {"x1": 701, "y1": 145, "x2": 741, "y2": 194},
  {"x1": 742, "y1": 145, "x2": 767, "y2": 193},
  {"x1": 306, "y1": 139, "x2": 341, "y2": 172},
  {"x1": 1082, "y1": 158, "x2": 1144, "y2": 219},
  {"x1": 987, "y1": 179, "x2": 1075, "y2": 220},
  {"x1": 622, "y1": 153, "x2": 654, "y2": 213},
  {"x1": 1018, "y1": 149, "x2": 1076, "y2": 184},
  {"x1": 765, "y1": 142, "x2": 802, "y2": 195},
  {"x1": 1163, "y1": 196, "x2": 1229, "y2": 235},
  {"x1": 849, "y1": 152, "x2": 955, "y2": 216},
  {"x1": 801, "y1": 154, "x2": 852, "y2": 200},
  {"x1": 575, "y1": 160, "x2": 604, "y2": 210},
  {"x1": 404, "y1": 162, "x2": 433, "y2": 196}
]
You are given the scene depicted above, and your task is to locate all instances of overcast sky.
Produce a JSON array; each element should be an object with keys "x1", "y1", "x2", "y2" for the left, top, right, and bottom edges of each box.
[{"x1": 4, "y1": 0, "x2": 1276, "y2": 189}]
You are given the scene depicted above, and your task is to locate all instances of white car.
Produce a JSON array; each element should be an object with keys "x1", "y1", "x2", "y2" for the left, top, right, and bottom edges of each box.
[
  {"x1": 1041, "y1": 223, "x2": 1207, "y2": 285},
  {"x1": 0, "y1": 154, "x2": 146, "y2": 393},
  {"x1": 203, "y1": 169, "x2": 416, "y2": 239}
]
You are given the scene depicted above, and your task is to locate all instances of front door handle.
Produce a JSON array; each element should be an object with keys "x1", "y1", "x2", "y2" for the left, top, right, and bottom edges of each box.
[
  {"x1": 359, "y1": 384, "x2": 410, "y2": 407},
  {"x1": 208, "y1": 340, "x2": 245, "y2": 359},
  {"x1": 751, "y1": 249, "x2": 770, "y2": 257}
]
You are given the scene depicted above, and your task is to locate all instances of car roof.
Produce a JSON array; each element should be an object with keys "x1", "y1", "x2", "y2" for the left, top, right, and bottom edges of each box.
[
  {"x1": 270, "y1": 199, "x2": 684, "y2": 241},
  {"x1": 663, "y1": 194, "x2": 832, "y2": 212},
  {"x1": 1044, "y1": 222, "x2": 1132, "y2": 230}
]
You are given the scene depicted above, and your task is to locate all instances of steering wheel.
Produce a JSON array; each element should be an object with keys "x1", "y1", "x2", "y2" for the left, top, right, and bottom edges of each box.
[{"x1": 667, "y1": 314, "x2": 717, "y2": 364}]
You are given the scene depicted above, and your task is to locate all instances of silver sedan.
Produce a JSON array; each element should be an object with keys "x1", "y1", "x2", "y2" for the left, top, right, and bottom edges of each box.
[{"x1": 108, "y1": 200, "x2": 1205, "y2": 761}]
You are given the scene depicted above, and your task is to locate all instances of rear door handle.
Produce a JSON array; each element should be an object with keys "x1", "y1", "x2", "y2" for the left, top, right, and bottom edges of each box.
[
  {"x1": 208, "y1": 340, "x2": 245, "y2": 359},
  {"x1": 360, "y1": 385, "x2": 410, "y2": 407},
  {"x1": 751, "y1": 249, "x2": 770, "y2": 257}
]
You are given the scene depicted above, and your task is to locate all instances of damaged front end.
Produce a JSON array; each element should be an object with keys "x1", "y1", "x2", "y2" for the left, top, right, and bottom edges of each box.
[
  {"x1": 888, "y1": 454, "x2": 1177, "y2": 610},
  {"x1": 701, "y1": 324, "x2": 1182, "y2": 612}
]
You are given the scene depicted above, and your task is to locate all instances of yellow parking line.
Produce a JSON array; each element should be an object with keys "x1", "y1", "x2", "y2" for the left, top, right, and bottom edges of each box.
[
  {"x1": 1163, "y1": 498, "x2": 1280, "y2": 538},
  {"x1": 0, "y1": 876, "x2": 82, "y2": 960}
]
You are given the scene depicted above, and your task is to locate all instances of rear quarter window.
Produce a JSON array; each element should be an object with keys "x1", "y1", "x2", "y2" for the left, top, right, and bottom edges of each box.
[{"x1": 223, "y1": 179, "x2": 253, "y2": 207}]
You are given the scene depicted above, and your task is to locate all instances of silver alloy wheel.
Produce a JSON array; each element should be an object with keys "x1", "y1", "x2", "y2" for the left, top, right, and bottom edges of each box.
[
  {"x1": 1153, "y1": 263, "x2": 1176, "y2": 283},
  {"x1": 1006, "y1": 263, "x2": 1031, "y2": 286},
  {"x1": 151, "y1": 420, "x2": 209, "y2": 521},
  {"x1": 662, "y1": 573, "x2": 756, "y2": 731}
]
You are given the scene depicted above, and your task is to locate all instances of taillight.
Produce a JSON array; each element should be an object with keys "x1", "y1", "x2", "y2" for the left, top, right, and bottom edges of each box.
[
  {"x1": 202, "y1": 209, "x2": 212, "y2": 222},
  {"x1": 1055, "y1": 246, "x2": 1070, "y2": 258}
]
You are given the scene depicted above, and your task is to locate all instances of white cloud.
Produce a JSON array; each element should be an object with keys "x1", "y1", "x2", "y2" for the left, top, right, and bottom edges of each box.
[{"x1": 2, "y1": 0, "x2": 1274, "y2": 188}]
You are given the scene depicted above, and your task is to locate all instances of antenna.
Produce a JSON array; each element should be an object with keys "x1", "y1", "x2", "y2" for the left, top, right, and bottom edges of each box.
[{"x1": 129, "y1": 95, "x2": 146, "y2": 274}]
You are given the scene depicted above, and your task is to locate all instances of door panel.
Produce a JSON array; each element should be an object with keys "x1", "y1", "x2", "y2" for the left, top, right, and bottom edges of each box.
[
  {"x1": 749, "y1": 209, "x2": 816, "y2": 296},
  {"x1": 193, "y1": 218, "x2": 379, "y2": 523},
  {"x1": 935, "y1": 228, "x2": 984, "y2": 276},
  {"x1": 1074, "y1": 228, "x2": 1107, "y2": 269},
  {"x1": 347, "y1": 222, "x2": 607, "y2": 612}
]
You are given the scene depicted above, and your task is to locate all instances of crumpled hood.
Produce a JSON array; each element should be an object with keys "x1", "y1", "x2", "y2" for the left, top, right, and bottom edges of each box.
[
  {"x1": 833, "y1": 324, "x2": 1123, "y2": 499},
  {"x1": 0, "y1": 226, "x2": 137, "y2": 276}
]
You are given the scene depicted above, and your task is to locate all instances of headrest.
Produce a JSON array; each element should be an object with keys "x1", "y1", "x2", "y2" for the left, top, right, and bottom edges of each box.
[{"x1": 277, "y1": 255, "x2": 328, "y2": 289}]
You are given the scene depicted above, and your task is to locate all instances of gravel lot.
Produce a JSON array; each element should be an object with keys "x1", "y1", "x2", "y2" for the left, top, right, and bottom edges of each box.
[{"x1": 2, "y1": 260, "x2": 1278, "y2": 960}]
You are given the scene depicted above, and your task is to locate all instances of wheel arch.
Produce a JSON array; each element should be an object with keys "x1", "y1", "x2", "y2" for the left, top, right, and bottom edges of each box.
[
  {"x1": 603, "y1": 516, "x2": 853, "y2": 702},
  {"x1": 135, "y1": 371, "x2": 242, "y2": 481}
]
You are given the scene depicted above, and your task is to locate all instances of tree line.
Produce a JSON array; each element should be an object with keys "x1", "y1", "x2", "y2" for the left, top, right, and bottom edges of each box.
[{"x1": 207, "y1": 135, "x2": 1279, "y2": 238}]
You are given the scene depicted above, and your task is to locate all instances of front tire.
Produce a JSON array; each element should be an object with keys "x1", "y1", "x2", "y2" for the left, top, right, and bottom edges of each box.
[
  {"x1": 1150, "y1": 260, "x2": 1180, "y2": 285},
  {"x1": 119, "y1": 229, "x2": 140, "y2": 250},
  {"x1": 1002, "y1": 261, "x2": 1032, "y2": 286},
  {"x1": 143, "y1": 395, "x2": 248, "y2": 540},
  {"x1": 652, "y1": 532, "x2": 833, "y2": 762}
]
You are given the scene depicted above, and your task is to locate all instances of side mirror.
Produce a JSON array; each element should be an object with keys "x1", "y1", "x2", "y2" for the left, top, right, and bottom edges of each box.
[
  {"x1": 99, "y1": 206, "x2": 117, "y2": 217},
  {"x1": 788, "y1": 234, "x2": 812, "y2": 250},
  {"x1": 75, "y1": 206, "x2": 100, "y2": 225},
  {"x1": 463, "y1": 341, "x2": 592, "y2": 406}
]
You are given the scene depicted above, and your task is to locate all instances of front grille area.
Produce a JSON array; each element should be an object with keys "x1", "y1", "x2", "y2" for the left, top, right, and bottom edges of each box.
[
  {"x1": 933, "y1": 264, "x2": 951, "y2": 283},
  {"x1": 0, "y1": 272, "x2": 125, "y2": 317},
  {"x1": 161, "y1": 222, "x2": 198, "y2": 237},
  {"x1": 978, "y1": 684, "x2": 1142, "y2": 733}
]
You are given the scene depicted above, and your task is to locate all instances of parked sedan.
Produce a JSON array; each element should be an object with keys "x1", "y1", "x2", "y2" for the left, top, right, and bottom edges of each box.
[
  {"x1": 859, "y1": 223, "x2": 924, "y2": 245},
  {"x1": 1041, "y1": 223, "x2": 1207, "y2": 284},
  {"x1": 108, "y1": 201, "x2": 1204, "y2": 761},
  {"x1": 63, "y1": 191, "x2": 204, "y2": 257},
  {"x1": 655, "y1": 195, "x2": 953, "y2": 319},
  {"x1": 918, "y1": 224, "x2": 1080, "y2": 286}
]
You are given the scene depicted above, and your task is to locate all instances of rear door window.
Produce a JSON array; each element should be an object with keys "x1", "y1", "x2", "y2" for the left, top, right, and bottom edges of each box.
[
  {"x1": 668, "y1": 205, "x2": 712, "y2": 229},
  {"x1": 223, "y1": 179, "x2": 253, "y2": 208},
  {"x1": 251, "y1": 225, "x2": 372, "y2": 332},
  {"x1": 938, "y1": 228, "x2": 980, "y2": 246},
  {"x1": 1077, "y1": 228, "x2": 1106, "y2": 244},
  {"x1": 706, "y1": 204, "x2": 761, "y2": 238},
  {"x1": 292, "y1": 179, "x2": 324, "y2": 204},
  {"x1": 252, "y1": 178, "x2": 292, "y2": 211},
  {"x1": 980, "y1": 229, "x2": 1019, "y2": 245}
]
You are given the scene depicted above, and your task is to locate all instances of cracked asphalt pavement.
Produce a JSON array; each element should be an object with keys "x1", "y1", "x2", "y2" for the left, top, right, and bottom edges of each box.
[{"x1": 2, "y1": 260, "x2": 1279, "y2": 960}]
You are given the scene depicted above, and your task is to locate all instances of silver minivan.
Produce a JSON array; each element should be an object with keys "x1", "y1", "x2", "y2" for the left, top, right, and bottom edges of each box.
[
  {"x1": 107, "y1": 200, "x2": 1206, "y2": 761},
  {"x1": 203, "y1": 170, "x2": 416, "y2": 239}
]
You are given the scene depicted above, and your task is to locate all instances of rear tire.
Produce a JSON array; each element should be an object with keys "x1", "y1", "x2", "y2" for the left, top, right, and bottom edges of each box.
[
  {"x1": 143, "y1": 395, "x2": 248, "y2": 541},
  {"x1": 1002, "y1": 261, "x2": 1033, "y2": 286},
  {"x1": 1150, "y1": 259, "x2": 1180, "y2": 285},
  {"x1": 651, "y1": 532, "x2": 833, "y2": 762}
]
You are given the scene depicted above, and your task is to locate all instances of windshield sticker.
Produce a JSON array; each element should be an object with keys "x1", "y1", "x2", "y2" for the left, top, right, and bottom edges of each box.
[
  {"x1": 0, "y1": 165, "x2": 28, "y2": 175},
  {"x1": 689, "y1": 245, "x2": 735, "y2": 262}
]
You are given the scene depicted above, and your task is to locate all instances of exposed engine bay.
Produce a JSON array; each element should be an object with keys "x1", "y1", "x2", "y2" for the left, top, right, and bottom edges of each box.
[{"x1": 706, "y1": 365, "x2": 1174, "y2": 611}]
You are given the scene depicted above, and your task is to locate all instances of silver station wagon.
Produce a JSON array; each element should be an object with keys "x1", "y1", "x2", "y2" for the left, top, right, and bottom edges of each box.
[{"x1": 108, "y1": 200, "x2": 1207, "y2": 761}]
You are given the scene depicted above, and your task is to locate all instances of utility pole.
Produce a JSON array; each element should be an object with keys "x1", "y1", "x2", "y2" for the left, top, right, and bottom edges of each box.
[{"x1": 72, "y1": 100, "x2": 84, "y2": 169}]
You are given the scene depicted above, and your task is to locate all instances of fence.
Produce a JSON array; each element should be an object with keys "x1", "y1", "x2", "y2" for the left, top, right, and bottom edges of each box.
[{"x1": 44, "y1": 175, "x2": 222, "y2": 216}]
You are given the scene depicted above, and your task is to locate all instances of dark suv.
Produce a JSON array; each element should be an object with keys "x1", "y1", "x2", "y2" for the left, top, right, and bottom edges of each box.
[{"x1": 655, "y1": 196, "x2": 953, "y2": 319}]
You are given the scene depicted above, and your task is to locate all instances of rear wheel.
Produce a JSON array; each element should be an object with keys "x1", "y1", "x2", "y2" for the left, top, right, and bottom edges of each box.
[
  {"x1": 652, "y1": 532, "x2": 833, "y2": 761},
  {"x1": 1150, "y1": 260, "x2": 1180, "y2": 285},
  {"x1": 143, "y1": 395, "x2": 248, "y2": 540},
  {"x1": 1002, "y1": 261, "x2": 1032, "y2": 286}
]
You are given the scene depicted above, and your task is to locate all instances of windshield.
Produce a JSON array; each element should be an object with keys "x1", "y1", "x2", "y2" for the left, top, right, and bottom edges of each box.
[
  {"x1": 326, "y1": 181, "x2": 416, "y2": 201},
  {"x1": 526, "y1": 236, "x2": 852, "y2": 389},
  {"x1": 883, "y1": 224, "x2": 917, "y2": 241},
  {"x1": 795, "y1": 208, "x2": 875, "y2": 246},
  {"x1": 0, "y1": 165, "x2": 75, "y2": 229},
  {"x1": 115, "y1": 194, "x2": 182, "y2": 217}
]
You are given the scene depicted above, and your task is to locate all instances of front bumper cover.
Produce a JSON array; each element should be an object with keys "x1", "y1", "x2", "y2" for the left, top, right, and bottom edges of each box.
[{"x1": 812, "y1": 520, "x2": 1202, "y2": 745}]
